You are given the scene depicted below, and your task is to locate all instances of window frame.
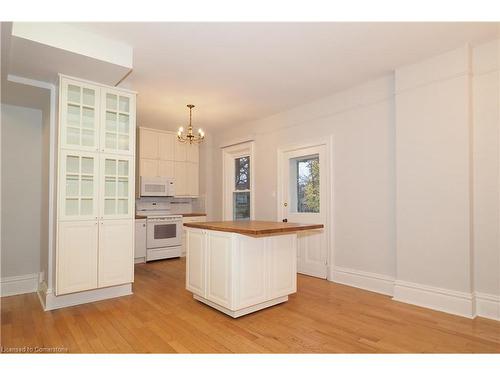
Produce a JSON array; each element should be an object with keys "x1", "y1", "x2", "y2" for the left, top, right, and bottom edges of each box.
[{"x1": 222, "y1": 141, "x2": 255, "y2": 221}]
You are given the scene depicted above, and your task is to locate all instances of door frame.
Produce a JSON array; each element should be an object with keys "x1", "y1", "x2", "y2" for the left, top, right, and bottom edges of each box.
[{"x1": 276, "y1": 136, "x2": 334, "y2": 280}]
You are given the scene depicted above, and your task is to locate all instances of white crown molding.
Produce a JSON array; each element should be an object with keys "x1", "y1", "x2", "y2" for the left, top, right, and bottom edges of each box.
[
  {"x1": 330, "y1": 266, "x2": 395, "y2": 296},
  {"x1": 0, "y1": 273, "x2": 39, "y2": 297}
]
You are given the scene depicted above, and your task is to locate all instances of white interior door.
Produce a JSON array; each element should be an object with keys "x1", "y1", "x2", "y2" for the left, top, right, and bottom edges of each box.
[{"x1": 280, "y1": 144, "x2": 328, "y2": 279}]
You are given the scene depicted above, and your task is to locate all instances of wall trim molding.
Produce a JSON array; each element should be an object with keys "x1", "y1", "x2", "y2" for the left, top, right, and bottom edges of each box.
[
  {"x1": 40, "y1": 283, "x2": 132, "y2": 311},
  {"x1": 0, "y1": 273, "x2": 39, "y2": 297},
  {"x1": 475, "y1": 292, "x2": 500, "y2": 321},
  {"x1": 393, "y1": 279, "x2": 474, "y2": 318},
  {"x1": 330, "y1": 266, "x2": 395, "y2": 296}
]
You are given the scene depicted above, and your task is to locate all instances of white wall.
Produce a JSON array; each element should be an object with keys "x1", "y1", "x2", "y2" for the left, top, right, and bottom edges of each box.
[
  {"x1": 207, "y1": 41, "x2": 500, "y2": 320},
  {"x1": 1, "y1": 104, "x2": 43, "y2": 288},
  {"x1": 393, "y1": 47, "x2": 474, "y2": 316},
  {"x1": 210, "y1": 75, "x2": 396, "y2": 280},
  {"x1": 471, "y1": 40, "x2": 500, "y2": 301}
]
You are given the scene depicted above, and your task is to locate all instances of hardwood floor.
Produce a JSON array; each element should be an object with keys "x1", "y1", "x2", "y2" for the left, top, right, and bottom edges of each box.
[{"x1": 1, "y1": 258, "x2": 499, "y2": 353}]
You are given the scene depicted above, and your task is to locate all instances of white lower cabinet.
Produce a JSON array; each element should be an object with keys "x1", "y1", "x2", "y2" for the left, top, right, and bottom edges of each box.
[
  {"x1": 135, "y1": 219, "x2": 147, "y2": 263},
  {"x1": 182, "y1": 216, "x2": 206, "y2": 256},
  {"x1": 267, "y1": 235, "x2": 297, "y2": 299},
  {"x1": 98, "y1": 220, "x2": 134, "y2": 288},
  {"x1": 56, "y1": 219, "x2": 133, "y2": 295},
  {"x1": 234, "y1": 236, "x2": 267, "y2": 309},
  {"x1": 186, "y1": 228, "x2": 206, "y2": 297},
  {"x1": 206, "y1": 231, "x2": 233, "y2": 308},
  {"x1": 57, "y1": 221, "x2": 99, "y2": 295},
  {"x1": 186, "y1": 229, "x2": 297, "y2": 314}
]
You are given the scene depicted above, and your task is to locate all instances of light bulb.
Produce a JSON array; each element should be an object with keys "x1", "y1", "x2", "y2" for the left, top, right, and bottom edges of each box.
[{"x1": 179, "y1": 126, "x2": 184, "y2": 133}]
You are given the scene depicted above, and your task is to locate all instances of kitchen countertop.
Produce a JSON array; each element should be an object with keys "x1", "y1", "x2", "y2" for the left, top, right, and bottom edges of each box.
[
  {"x1": 135, "y1": 213, "x2": 206, "y2": 220},
  {"x1": 183, "y1": 220, "x2": 323, "y2": 236}
]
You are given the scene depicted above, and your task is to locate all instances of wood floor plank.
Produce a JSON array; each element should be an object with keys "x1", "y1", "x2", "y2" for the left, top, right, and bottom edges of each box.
[{"x1": 1, "y1": 258, "x2": 499, "y2": 353}]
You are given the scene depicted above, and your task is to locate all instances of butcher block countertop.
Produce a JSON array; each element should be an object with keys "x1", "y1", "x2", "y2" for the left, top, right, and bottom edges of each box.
[{"x1": 183, "y1": 220, "x2": 323, "y2": 236}]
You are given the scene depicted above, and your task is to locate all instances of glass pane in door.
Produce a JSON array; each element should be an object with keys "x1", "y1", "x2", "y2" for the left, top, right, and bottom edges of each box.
[
  {"x1": 67, "y1": 105, "x2": 80, "y2": 126},
  {"x1": 67, "y1": 85, "x2": 81, "y2": 103},
  {"x1": 118, "y1": 114, "x2": 129, "y2": 133},
  {"x1": 295, "y1": 156, "x2": 320, "y2": 213},
  {"x1": 233, "y1": 192, "x2": 250, "y2": 221},
  {"x1": 106, "y1": 93, "x2": 118, "y2": 111},
  {"x1": 104, "y1": 199, "x2": 116, "y2": 215},
  {"x1": 63, "y1": 153, "x2": 96, "y2": 218},
  {"x1": 119, "y1": 96, "x2": 130, "y2": 113},
  {"x1": 82, "y1": 107, "x2": 94, "y2": 128},
  {"x1": 82, "y1": 88, "x2": 95, "y2": 106},
  {"x1": 102, "y1": 157, "x2": 130, "y2": 217}
]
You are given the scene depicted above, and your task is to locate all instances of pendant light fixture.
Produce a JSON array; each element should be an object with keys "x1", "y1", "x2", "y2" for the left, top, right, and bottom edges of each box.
[{"x1": 177, "y1": 104, "x2": 205, "y2": 144}]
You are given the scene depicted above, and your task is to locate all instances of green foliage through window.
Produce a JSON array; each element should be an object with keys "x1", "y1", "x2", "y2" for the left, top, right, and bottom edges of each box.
[{"x1": 297, "y1": 157, "x2": 319, "y2": 213}]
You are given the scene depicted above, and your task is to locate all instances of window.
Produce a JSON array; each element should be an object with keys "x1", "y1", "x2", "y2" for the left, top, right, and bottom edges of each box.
[
  {"x1": 295, "y1": 156, "x2": 320, "y2": 213},
  {"x1": 222, "y1": 142, "x2": 254, "y2": 221},
  {"x1": 235, "y1": 157, "x2": 250, "y2": 190},
  {"x1": 233, "y1": 156, "x2": 251, "y2": 220}
]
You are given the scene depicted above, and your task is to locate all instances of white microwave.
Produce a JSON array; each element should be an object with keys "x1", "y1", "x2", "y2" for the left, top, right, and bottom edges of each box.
[{"x1": 140, "y1": 176, "x2": 175, "y2": 197}]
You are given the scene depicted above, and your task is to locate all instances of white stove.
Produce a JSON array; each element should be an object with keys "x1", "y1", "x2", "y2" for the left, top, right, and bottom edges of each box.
[{"x1": 136, "y1": 205, "x2": 183, "y2": 261}]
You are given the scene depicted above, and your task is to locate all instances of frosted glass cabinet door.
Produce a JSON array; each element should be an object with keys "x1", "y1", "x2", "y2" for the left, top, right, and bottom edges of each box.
[
  {"x1": 100, "y1": 89, "x2": 136, "y2": 155},
  {"x1": 60, "y1": 78, "x2": 100, "y2": 152},
  {"x1": 59, "y1": 150, "x2": 99, "y2": 221},
  {"x1": 100, "y1": 154, "x2": 134, "y2": 219}
]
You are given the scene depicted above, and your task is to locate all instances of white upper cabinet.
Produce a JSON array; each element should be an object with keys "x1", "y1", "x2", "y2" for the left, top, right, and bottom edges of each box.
[
  {"x1": 174, "y1": 140, "x2": 187, "y2": 161},
  {"x1": 187, "y1": 162, "x2": 199, "y2": 197},
  {"x1": 187, "y1": 144, "x2": 199, "y2": 163},
  {"x1": 138, "y1": 127, "x2": 200, "y2": 196},
  {"x1": 60, "y1": 78, "x2": 100, "y2": 152},
  {"x1": 174, "y1": 161, "x2": 188, "y2": 196},
  {"x1": 100, "y1": 89, "x2": 136, "y2": 156},
  {"x1": 140, "y1": 158, "x2": 159, "y2": 177},
  {"x1": 159, "y1": 133, "x2": 175, "y2": 160},
  {"x1": 100, "y1": 154, "x2": 135, "y2": 220},
  {"x1": 59, "y1": 150, "x2": 99, "y2": 221},
  {"x1": 139, "y1": 128, "x2": 159, "y2": 160}
]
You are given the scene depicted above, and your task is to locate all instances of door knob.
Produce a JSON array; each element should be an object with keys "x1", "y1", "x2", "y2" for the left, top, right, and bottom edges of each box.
[
  {"x1": 284, "y1": 202, "x2": 288, "y2": 207},
  {"x1": 283, "y1": 218, "x2": 288, "y2": 223}
]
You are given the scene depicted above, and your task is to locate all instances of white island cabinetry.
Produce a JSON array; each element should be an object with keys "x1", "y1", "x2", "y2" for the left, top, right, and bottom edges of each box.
[{"x1": 184, "y1": 220, "x2": 325, "y2": 318}]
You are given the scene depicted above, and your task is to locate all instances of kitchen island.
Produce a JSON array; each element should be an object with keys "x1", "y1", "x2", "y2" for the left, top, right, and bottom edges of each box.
[{"x1": 183, "y1": 220, "x2": 323, "y2": 318}]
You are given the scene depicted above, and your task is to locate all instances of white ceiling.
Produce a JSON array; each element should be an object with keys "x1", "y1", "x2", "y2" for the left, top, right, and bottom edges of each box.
[{"x1": 37, "y1": 23, "x2": 500, "y2": 131}]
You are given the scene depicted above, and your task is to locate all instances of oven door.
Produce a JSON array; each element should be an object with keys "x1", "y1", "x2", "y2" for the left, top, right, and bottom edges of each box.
[{"x1": 147, "y1": 219, "x2": 182, "y2": 248}]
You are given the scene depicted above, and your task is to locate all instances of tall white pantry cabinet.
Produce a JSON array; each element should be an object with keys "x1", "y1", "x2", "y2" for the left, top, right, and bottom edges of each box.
[{"x1": 56, "y1": 75, "x2": 136, "y2": 295}]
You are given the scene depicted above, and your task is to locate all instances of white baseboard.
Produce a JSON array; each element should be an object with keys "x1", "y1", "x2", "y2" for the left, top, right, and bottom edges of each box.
[
  {"x1": 475, "y1": 292, "x2": 500, "y2": 321},
  {"x1": 393, "y1": 279, "x2": 474, "y2": 318},
  {"x1": 330, "y1": 266, "x2": 395, "y2": 296},
  {"x1": 42, "y1": 283, "x2": 133, "y2": 311},
  {"x1": 0, "y1": 273, "x2": 39, "y2": 297}
]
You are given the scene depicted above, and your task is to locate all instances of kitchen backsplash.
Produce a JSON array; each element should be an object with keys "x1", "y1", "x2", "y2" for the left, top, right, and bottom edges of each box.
[{"x1": 136, "y1": 196, "x2": 205, "y2": 214}]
